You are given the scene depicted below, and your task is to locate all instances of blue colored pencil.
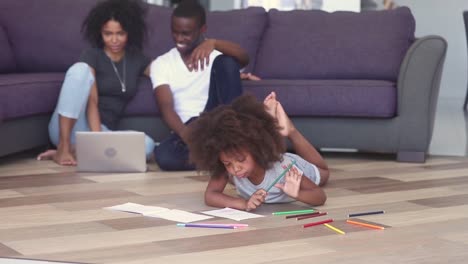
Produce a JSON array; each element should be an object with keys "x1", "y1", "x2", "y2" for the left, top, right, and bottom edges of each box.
[{"x1": 348, "y1": 210, "x2": 385, "y2": 218}]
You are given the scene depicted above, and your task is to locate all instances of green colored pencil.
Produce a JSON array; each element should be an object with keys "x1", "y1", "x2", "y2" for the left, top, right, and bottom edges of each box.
[
  {"x1": 265, "y1": 160, "x2": 297, "y2": 192},
  {"x1": 272, "y1": 209, "x2": 316, "y2": 215}
]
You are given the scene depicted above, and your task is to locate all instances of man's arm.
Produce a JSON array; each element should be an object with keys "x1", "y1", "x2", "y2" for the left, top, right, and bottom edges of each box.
[
  {"x1": 210, "y1": 39, "x2": 249, "y2": 67},
  {"x1": 189, "y1": 38, "x2": 249, "y2": 71},
  {"x1": 154, "y1": 85, "x2": 188, "y2": 141}
]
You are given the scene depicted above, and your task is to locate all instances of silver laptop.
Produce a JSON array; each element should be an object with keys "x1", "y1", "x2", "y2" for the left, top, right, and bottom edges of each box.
[{"x1": 76, "y1": 131, "x2": 147, "y2": 172}]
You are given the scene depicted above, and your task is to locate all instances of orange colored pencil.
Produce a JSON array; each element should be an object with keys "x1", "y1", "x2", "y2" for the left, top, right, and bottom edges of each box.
[{"x1": 346, "y1": 219, "x2": 385, "y2": 230}]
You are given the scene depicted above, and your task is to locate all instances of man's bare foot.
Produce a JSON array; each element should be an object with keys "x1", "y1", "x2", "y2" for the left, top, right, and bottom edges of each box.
[
  {"x1": 37, "y1": 149, "x2": 57, "y2": 161},
  {"x1": 240, "y1": 72, "x2": 261, "y2": 81},
  {"x1": 264, "y1": 92, "x2": 295, "y2": 136}
]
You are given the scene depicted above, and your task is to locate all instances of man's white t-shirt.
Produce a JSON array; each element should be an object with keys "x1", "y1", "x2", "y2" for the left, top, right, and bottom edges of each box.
[{"x1": 150, "y1": 48, "x2": 222, "y2": 123}]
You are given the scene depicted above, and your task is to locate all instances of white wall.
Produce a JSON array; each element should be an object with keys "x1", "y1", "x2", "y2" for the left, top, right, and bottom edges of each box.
[
  {"x1": 397, "y1": 0, "x2": 468, "y2": 99},
  {"x1": 210, "y1": 1, "x2": 236, "y2": 10}
]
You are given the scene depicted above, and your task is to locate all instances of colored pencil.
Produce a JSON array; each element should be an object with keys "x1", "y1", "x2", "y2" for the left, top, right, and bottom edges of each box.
[
  {"x1": 324, "y1": 223, "x2": 346, "y2": 235},
  {"x1": 265, "y1": 160, "x2": 297, "y2": 192},
  {"x1": 176, "y1": 223, "x2": 237, "y2": 229},
  {"x1": 297, "y1": 212, "x2": 328, "y2": 220},
  {"x1": 346, "y1": 219, "x2": 385, "y2": 230},
  {"x1": 348, "y1": 210, "x2": 385, "y2": 218},
  {"x1": 303, "y1": 218, "x2": 333, "y2": 228},
  {"x1": 199, "y1": 223, "x2": 249, "y2": 228},
  {"x1": 285, "y1": 211, "x2": 320, "y2": 219},
  {"x1": 272, "y1": 209, "x2": 316, "y2": 216}
]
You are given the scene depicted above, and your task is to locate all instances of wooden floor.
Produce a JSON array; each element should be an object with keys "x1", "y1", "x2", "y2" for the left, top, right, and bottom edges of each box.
[{"x1": 1, "y1": 151, "x2": 468, "y2": 264}]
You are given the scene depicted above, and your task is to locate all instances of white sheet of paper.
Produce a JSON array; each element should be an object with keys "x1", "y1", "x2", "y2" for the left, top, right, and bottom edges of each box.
[
  {"x1": 105, "y1": 202, "x2": 162, "y2": 214},
  {"x1": 144, "y1": 209, "x2": 213, "y2": 223},
  {"x1": 201, "y1": 207, "x2": 265, "y2": 221},
  {"x1": 105, "y1": 203, "x2": 213, "y2": 223}
]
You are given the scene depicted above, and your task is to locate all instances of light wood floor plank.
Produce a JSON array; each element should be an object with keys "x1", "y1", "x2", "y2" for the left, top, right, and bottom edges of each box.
[{"x1": 1, "y1": 153, "x2": 468, "y2": 263}]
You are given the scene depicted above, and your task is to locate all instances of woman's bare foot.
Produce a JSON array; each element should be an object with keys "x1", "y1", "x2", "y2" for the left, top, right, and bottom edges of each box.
[
  {"x1": 37, "y1": 147, "x2": 76, "y2": 166},
  {"x1": 54, "y1": 145, "x2": 77, "y2": 166},
  {"x1": 264, "y1": 92, "x2": 295, "y2": 136},
  {"x1": 37, "y1": 149, "x2": 57, "y2": 161}
]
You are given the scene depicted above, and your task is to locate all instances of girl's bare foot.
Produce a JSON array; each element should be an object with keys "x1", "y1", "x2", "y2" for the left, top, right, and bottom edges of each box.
[
  {"x1": 264, "y1": 92, "x2": 295, "y2": 136},
  {"x1": 264, "y1": 92, "x2": 278, "y2": 118}
]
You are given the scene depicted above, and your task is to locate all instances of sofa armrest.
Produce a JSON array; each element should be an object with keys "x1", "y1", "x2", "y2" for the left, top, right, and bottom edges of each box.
[{"x1": 396, "y1": 35, "x2": 447, "y2": 153}]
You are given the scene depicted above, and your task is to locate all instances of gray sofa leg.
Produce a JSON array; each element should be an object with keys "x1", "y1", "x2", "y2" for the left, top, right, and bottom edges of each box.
[{"x1": 397, "y1": 151, "x2": 426, "y2": 163}]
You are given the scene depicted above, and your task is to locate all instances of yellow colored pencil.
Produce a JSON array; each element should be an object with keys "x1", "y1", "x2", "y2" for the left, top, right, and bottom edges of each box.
[
  {"x1": 346, "y1": 219, "x2": 385, "y2": 230},
  {"x1": 324, "y1": 223, "x2": 345, "y2": 235}
]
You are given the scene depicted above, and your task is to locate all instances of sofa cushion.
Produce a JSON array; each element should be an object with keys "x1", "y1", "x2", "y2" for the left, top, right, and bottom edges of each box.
[
  {"x1": 207, "y1": 7, "x2": 267, "y2": 73},
  {"x1": 0, "y1": 73, "x2": 64, "y2": 122},
  {"x1": 124, "y1": 79, "x2": 397, "y2": 118},
  {"x1": 254, "y1": 7, "x2": 415, "y2": 81},
  {"x1": 144, "y1": 5, "x2": 174, "y2": 61},
  {"x1": 0, "y1": 25, "x2": 16, "y2": 73},
  {"x1": 0, "y1": 0, "x2": 93, "y2": 72},
  {"x1": 243, "y1": 80, "x2": 396, "y2": 118}
]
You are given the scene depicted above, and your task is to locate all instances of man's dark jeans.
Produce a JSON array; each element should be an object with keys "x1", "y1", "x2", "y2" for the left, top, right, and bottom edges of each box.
[{"x1": 154, "y1": 55, "x2": 243, "y2": 171}]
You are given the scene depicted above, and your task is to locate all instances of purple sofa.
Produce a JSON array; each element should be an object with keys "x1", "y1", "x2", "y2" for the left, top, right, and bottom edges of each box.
[{"x1": 0, "y1": 0, "x2": 446, "y2": 162}]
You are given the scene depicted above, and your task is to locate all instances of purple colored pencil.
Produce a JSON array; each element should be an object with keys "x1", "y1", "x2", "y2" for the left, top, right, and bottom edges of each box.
[{"x1": 177, "y1": 223, "x2": 237, "y2": 229}]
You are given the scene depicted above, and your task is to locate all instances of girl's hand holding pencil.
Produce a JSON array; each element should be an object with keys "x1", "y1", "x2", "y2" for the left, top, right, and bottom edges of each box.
[{"x1": 246, "y1": 189, "x2": 267, "y2": 211}]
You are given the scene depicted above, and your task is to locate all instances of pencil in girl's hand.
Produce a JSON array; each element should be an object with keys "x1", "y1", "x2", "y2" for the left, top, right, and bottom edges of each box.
[{"x1": 265, "y1": 159, "x2": 297, "y2": 192}]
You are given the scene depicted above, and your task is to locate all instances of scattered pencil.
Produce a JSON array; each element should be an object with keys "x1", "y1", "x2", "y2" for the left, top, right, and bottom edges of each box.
[
  {"x1": 272, "y1": 209, "x2": 316, "y2": 216},
  {"x1": 297, "y1": 212, "x2": 328, "y2": 220},
  {"x1": 303, "y1": 218, "x2": 333, "y2": 228},
  {"x1": 348, "y1": 210, "x2": 385, "y2": 218},
  {"x1": 285, "y1": 211, "x2": 320, "y2": 219},
  {"x1": 200, "y1": 223, "x2": 249, "y2": 228},
  {"x1": 346, "y1": 219, "x2": 385, "y2": 230},
  {"x1": 324, "y1": 223, "x2": 346, "y2": 235},
  {"x1": 176, "y1": 223, "x2": 238, "y2": 229}
]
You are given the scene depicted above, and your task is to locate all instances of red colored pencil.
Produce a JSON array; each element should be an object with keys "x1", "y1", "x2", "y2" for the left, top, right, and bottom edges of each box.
[
  {"x1": 303, "y1": 218, "x2": 333, "y2": 228},
  {"x1": 297, "y1": 212, "x2": 328, "y2": 220}
]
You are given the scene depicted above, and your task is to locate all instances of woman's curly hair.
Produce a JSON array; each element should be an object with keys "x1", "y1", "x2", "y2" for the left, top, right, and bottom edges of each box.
[
  {"x1": 82, "y1": 0, "x2": 147, "y2": 51},
  {"x1": 187, "y1": 94, "x2": 286, "y2": 178}
]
